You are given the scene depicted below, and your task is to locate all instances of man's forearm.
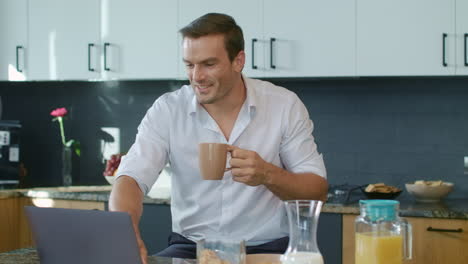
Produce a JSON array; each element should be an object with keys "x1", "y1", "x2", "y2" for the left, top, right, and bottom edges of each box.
[
  {"x1": 109, "y1": 176, "x2": 148, "y2": 263},
  {"x1": 109, "y1": 175, "x2": 144, "y2": 227},
  {"x1": 263, "y1": 163, "x2": 328, "y2": 201}
]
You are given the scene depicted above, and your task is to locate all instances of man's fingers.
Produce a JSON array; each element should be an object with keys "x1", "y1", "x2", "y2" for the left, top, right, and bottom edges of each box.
[
  {"x1": 232, "y1": 171, "x2": 260, "y2": 186},
  {"x1": 231, "y1": 167, "x2": 255, "y2": 177},
  {"x1": 140, "y1": 249, "x2": 148, "y2": 264},
  {"x1": 229, "y1": 157, "x2": 254, "y2": 168},
  {"x1": 135, "y1": 233, "x2": 148, "y2": 264},
  {"x1": 226, "y1": 145, "x2": 237, "y2": 152},
  {"x1": 231, "y1": 149, "x2": 253, "y2": 160},
  {"x1": 232, "y1": 172, "x2": 250, "y2": 182},
  {"x1": 140, "y1": 247, "x2": 148, "y2": 263},
  {"x1": 227, "y1": 145, "x2": 257, "y2": 159}
]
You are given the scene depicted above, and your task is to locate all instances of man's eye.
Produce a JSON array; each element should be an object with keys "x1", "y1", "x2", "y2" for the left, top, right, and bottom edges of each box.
[
  {"x1": 186, "y1": 64, "x2": 194, "y2": 68},
  {"x1": 205, "y1": 63, "x2": 215, "y2": 67}
]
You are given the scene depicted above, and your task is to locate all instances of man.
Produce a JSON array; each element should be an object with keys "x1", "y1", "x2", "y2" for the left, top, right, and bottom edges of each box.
[{"x1": 109, "y1": 13, "x2": 327, "y2": 264}]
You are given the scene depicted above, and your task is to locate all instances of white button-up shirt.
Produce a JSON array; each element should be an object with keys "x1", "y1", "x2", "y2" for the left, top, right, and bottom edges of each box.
[{"x1": 117, "y1": 76, "x2": 326, "y2": 245}]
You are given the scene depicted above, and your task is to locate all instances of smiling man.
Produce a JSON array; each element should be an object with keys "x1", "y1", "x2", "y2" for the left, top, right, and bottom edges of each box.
[
  {"x1": 184, "y1": 34, "x2": 244, "y2": 105},
  {"x1": 109, "y1": 13, "x2": 327, "y2": 264}
]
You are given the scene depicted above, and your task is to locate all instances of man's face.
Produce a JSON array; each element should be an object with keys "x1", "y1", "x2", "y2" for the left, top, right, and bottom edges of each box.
[{"x1": 183, "y1": 34, "x2": 244, "y2": 105}]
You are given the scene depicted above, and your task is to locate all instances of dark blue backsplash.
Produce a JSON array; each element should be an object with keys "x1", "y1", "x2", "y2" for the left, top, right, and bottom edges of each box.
[{"x1": 1, "y1": 77, "x2": 467, "y2": 198}]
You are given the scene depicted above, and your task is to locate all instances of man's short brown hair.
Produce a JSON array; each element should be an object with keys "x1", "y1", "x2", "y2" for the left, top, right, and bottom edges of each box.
[{"x1": 179, "y1": 13, "x2": 244, "y2": 61}]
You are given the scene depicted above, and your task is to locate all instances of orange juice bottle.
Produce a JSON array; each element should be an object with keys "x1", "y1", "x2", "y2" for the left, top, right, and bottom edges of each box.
[{"x1": 355, "y1": 200, "x2": 412, "y2": 264}]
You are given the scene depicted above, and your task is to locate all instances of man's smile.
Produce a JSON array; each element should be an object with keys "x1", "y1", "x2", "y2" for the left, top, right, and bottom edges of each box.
[{"x1": 195, "y1": 84, "x2": 212, "y2": 93}]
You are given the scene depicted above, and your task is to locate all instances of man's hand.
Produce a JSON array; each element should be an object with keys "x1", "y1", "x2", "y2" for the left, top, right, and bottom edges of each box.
[
  {"x1": 226, "y1": 145, "x2": 328, "y2": 201},
  {"x1": 227, "y1": 145, "x2": 271, "y2": 186},
  {"x1": 135, "y1": 230, "x2": 148, "y2": 264}
]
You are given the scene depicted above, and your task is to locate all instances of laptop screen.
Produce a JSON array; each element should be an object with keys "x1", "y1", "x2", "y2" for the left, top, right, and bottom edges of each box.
[{"x1": 25, "y1": 206, "x2": 142, "y2": 264}]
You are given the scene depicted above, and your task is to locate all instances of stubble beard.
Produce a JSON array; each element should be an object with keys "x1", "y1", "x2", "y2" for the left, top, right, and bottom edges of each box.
[
  {"x1": 197, "y1": 95, "x2": 216, "y2": 104},
  {"x1": 196, "y1": 83, "x2": 232, "y2": 105}
]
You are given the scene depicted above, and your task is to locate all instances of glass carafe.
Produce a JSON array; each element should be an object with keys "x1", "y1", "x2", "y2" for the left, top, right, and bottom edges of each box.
[
  {"x1": 355, "y1": 200, "x2": 412, "y2": 264},
  {"x1": 281, "y1": 200, "x2": 324, "y2": 264}
]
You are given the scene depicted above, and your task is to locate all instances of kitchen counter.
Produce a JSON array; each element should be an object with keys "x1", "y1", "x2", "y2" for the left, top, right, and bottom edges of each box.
[
  {"x1": 0, "y1": 190, "x2": 21, "y2": 199},
  {"x1": 0, "y1": 185, "x2": 171, "y2": 205},
  {"x1": 0, "y1": 248, "x2": 39, "y2": 264},
  {"x1": 323, "y1": 199, "x2": 468, "y2": 219},
  {"x1": 0, "y1": 186, "x2": 113, "y2": 200},
  {"x1": 0, "y1": 248, "x2": 183, "y2": 264},
  {"x1": 1, "y1": 186, "x2": 468, "y2": 219}
]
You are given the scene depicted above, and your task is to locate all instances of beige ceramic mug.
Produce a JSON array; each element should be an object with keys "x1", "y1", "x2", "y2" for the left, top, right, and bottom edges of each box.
[{"x1": 199, "y1": 143, "x2": 230, "y2": 180}]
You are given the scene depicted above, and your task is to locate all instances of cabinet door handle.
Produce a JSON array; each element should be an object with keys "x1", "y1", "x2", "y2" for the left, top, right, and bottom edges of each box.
[
  {"x1": 270, "y1": 38, "x2": 276, "y2": 69},
  {"x1": 427, "y1": 226, "x2": 463, "y2": 233},
  {"x1": 464, "y1": 33, "x2": 468, "y2": 66},
  {"x1": 16, "y1": 45, "x2": 24, "y2": 73},
  {"x1": 88, "y1": 43, "x2": 95, "y2": 72},
  {"x1": 442, "y1": 33, "x2": 448, "y2": 67},
  {"x1": 251, "y1": 38, "x2": 258, "y2": 69},
  {"x1": 104, "y1": 42, "x2": 111, "y2": 71}
]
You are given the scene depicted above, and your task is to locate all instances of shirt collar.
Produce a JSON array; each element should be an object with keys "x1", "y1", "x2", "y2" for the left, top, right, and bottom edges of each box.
[
  {"x1": 188, "y1": 74, "x2": 257, "y2": 116},
  {"x1": 243, "y1": 74, "x2": 257, "y2": 115}
]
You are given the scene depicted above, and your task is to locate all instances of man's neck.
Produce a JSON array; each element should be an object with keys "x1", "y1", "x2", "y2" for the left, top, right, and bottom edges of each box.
[{"x1": 202, "y1": 75, "x2": 246, "y2": 141}]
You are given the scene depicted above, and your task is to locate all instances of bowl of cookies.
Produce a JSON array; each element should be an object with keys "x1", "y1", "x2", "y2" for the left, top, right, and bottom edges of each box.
[
  {"x1": 405, "y1": 180, "x2": 453, "y2": 202},
  {"x1": 361, "y1": 183, "x2": 402, "y2": 199}
]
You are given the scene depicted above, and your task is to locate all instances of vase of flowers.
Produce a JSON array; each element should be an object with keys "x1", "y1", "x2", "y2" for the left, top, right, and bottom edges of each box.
[
  {"x1": 62, "y1": 146, "x2": 73, "y2": 186},
  {"x1": 50, "y1": 107, "x2": 80, "y2": 186}
]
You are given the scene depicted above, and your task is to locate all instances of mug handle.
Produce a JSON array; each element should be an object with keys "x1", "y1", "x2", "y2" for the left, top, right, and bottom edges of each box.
[{"x1": 225, "y1": 149, "x2": 232, "y2": 171}]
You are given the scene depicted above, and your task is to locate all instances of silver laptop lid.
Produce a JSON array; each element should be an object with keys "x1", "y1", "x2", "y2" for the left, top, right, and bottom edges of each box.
[{"x1": 25, "y1": 206, "x2": 142, "y2": 264}]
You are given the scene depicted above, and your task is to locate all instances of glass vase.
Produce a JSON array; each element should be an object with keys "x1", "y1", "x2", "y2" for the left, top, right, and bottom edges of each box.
[
  {"x1": 281, "y1": 200, "x2": 324, "y2": 264},
  {"x1": 62, "y1": 146, "x2": 72, "y2": 186}
]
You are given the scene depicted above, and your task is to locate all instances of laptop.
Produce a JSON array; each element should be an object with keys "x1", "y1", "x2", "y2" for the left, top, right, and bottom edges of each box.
[{"x1": 24, "y1": 206, "x2": 142, "y2": 264}]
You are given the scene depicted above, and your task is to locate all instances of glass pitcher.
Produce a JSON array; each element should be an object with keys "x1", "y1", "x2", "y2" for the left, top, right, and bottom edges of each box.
[
  {"x1": 355, "y1": 200, "x2": 412, "y2": 264},
  {"x1": 281, "y1": 200, "x2": 324, "y2": 264}
]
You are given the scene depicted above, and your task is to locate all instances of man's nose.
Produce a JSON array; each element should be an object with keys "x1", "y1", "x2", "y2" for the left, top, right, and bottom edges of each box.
[{"x1": 192, "y1": 65, "x2": 205, "y2": 83}]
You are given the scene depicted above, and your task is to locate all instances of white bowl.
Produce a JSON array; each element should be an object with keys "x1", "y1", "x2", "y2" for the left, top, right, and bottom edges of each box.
[
  {"x1": 405, "y1": 182, "x2": 453, "y2": 202},
  {"x1": 104, "y1": 176, "x2": 115, "y2": 185}
]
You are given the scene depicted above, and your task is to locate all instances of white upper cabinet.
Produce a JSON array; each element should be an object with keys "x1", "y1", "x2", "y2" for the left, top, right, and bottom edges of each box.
[
  {"x1": 456, "y1": 0, "x2": 468, "y2": 75},
  {"x1": 101, "y1": 0, "x2": 178, "y2": 80},
  {"x1": 263, "y1": 0, "x2": 356, "y2": 77},
  {"x1": 3, "y1": 0, "x2": 466, "y2": 80},
  {"x1": 357, "y1": 0, "x2": 456, "y2": 76},
  {"x1": 178, "y1": 0, "x2": 355, "y2": 78},
  {"x1": 28, "y1": 0, "x2": 101, "y2": 80},
  {"x1": 0, "y1": 0, "x2": 28, "y2": 81},
  {"x1": 28, "y1": 0, "x2": 177, "y2": 80},
  {"x1": 177, "y1": 0, "x2": 263, "y2": 79}
]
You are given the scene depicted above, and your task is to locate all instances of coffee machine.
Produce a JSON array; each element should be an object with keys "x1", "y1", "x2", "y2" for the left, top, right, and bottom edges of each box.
[{"x1": 0, "y1": 120, "x2": 21, "y2": 189}]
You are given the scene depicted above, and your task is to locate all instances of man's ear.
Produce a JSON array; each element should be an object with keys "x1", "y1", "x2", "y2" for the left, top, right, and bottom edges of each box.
[{"x1": 233, "y1": 50, "x2": 245, "y2": 73}]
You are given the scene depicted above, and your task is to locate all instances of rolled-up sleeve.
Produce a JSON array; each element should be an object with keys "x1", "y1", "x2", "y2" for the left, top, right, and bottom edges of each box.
[
  {"x1": 279, "y1": 95, "x2": 326, "y2": 178},
  {"x1": 116, "y1": 96, "x2": 171, "y2": 194}
]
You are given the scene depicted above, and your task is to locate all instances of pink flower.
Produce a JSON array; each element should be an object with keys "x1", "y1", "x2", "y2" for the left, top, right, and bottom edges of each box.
[
  {"x1": 50, "y1": 106, "x2": 81, "y2": 156},
  {"x1": 50, "y1": 107, "x2": 68, "y2": 117}
]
